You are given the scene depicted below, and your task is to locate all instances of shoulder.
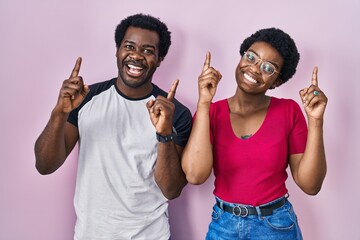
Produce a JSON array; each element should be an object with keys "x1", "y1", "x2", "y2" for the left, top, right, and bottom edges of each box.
[
  {"x1": 88, "y1": 78, "x2": 116, "y2": 95},
  {"x1": 151, "y1": 84, "x2": 167, "y2": 97},
  {"x1": 212, "y1": 98, "x2": 228, "y2": 106},
  {"x1": 68, "y1": 78, "x2": 116, "y2": 126},
  {"x1": 209, "y1": 98, "x2": 228, "y2": 114},
  {"x1": 80, "y1": 78, "x2": 116, "y2": 106},
  {"x1": 270, "y1": 97, "x2": 302, "y2": 110},
  {"x1": 269, "y1": 97, "x2": 305, "y2": 124}
]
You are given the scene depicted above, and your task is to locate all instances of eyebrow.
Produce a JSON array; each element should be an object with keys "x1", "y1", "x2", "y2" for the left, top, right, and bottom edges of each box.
[
  {"x1": 248, "y1": 49, "x2": 280, "y2": 69},
  {"x1": 123, "y1": 40, "x2": 156, "y2": 50}
]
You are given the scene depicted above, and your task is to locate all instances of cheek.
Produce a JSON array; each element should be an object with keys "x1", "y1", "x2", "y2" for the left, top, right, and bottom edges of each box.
[
  {"x1": 115, "y1": 48, "x2": 122, "y2": 57},
  {"x1": 235, "y1": 63, "x2": 244, "y2": 78},
  {"x1": 147, "y1": 58, "x2": 161, "y2": 69},
  {"x1": 116, "y1": 48, "x2": 127, "y2": 59}
]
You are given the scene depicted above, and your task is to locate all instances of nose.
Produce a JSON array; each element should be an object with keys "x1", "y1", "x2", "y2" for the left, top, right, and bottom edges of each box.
[
  {"x1": 129, "y1": 50, "x2": 144, "y2": 60},
  {"x1": 252, "y1": 59, "x2": 263, "y2": 74}
]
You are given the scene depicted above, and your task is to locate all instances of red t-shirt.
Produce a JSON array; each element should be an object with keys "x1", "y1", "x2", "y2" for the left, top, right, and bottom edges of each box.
[{"x1": 209, "y1": 97, "x2": 307, "y2": 206}]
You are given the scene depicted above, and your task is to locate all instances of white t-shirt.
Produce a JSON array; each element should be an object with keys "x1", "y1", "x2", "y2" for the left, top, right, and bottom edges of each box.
[{"x1": 68, "y1": 78, "x2": 192, "y2": 240}]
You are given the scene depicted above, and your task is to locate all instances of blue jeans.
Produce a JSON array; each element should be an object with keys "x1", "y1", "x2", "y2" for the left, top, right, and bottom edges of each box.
[{"x1": 206, "y1": 196, "x2": 303, "y2": 240}]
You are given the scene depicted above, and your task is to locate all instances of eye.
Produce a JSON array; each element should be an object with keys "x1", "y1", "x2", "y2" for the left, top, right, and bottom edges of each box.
[
  {"x1": 245, "y1": 52, "x2": 256, "y2": 63},
  {"x1": 124, "y1": 44, "x2": 135, "y2": 50},
  {"x1": 143, "y1": 48, "x2": 154, "y2": 55},
  {"x1": 261, "y1": 62, "x2": 275, "y2": 74}
]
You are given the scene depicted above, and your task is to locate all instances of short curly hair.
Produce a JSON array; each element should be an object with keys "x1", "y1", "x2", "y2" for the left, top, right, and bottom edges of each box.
[
  {"x1": 239, "y1": 28, "x2": 300, "y2": 86},
  {"x1": 114, "y1": 13, "x2": 171, "y2": 60}
]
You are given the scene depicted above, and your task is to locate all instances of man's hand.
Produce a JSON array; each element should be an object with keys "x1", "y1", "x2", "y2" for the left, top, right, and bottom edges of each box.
[
  {"x1": 56, "y1": 57, "x2": 90, "y2": 113},
  {"x1": 146, "y1": 80, "x2": 179, "y2": 135}
]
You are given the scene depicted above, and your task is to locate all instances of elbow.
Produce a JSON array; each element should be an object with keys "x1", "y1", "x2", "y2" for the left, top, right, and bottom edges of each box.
[
  {"x1": 303, "y1": 187, "x2": 322, "y2": 196},
  {"x1": 155, "y1": 174, "x2": 187, "y2": 200},
  {"x1": 181, "y1": 150, "x2": 213, "y2": 185},
  {"x1": 164, "y1": 190, "x2": 182, "y2": 200},
  {"x1": 187, "y1": 179, "x2": 206, "y2": 185},
  {"x1": 185, "y1": 172, "x2": 209, "y2": 185},
  {"x1": 34, "y1": 148, "x2": 54, "y2": 175},
  {"x1": 35, "y1": 161, "x2": 55, "y2": 175},
  {"x1": 300, "y1": 181, "x2": 324, "y2": 196},
  {"x1": 181, "y1": 156, "x2": 212, "y2": 185},
  {"x1": 296, "y1": 168, "x2": 327, "y2": 196},
  {"x1": 182, "y1": 165, "x2": 211, "y2": 185},
  {"x1": 161, "y1": 184, "x2": 186, "y2": 200},
  {"x1": 35, "y1": 156, "x2": 58, "y2": 175},
  {"x1": 34, "y1": 149, "x2": 64, "y2": 175}
]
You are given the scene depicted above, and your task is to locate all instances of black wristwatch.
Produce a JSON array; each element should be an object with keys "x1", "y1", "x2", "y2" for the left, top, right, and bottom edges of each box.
[{"x1": 156, "y1": 132, "x2": 176, "y2": 143}]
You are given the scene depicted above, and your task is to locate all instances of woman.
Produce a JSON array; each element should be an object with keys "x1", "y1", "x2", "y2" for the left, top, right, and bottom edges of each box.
[{"x1": 182, "y1": 28, "x2": 327, "y2": 239}]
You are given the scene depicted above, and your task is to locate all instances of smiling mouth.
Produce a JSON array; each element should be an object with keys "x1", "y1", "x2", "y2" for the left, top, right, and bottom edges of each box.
[
  {"x1": 126, "y1": 64, "x2": 144, "y2": 77},
  {"x1": 243, "y1": 72, "x2": 258, "y2": 84}
]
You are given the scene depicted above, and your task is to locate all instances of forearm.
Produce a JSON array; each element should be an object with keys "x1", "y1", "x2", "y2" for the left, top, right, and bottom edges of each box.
[
  {"x1": 154, "y1": 143, "x2": 187, "y2": 200},
  {"x1": 296, "y1": 119, "x2": 327, "y2": 195},
  {"x1": 181, "y1": 103, "x2": 213, "y2": 185},
  {"x1": 34, "y1": 109, "x2": 70, "y2": 174}
]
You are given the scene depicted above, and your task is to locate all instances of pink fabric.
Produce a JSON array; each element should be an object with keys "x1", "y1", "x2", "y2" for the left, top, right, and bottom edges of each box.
[{"x1": 209, "y1": 97, "x2": 307, "y2": 206}]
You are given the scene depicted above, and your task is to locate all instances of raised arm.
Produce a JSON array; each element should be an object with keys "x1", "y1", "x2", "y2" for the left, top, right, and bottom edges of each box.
[
  {"x1": 146, "y1": 80, "x2": 188, "y2": 199},
  {"x1": 289, "y1": 67, "x2": 327, "y2": 195},
  {"x1": 181, "y1": 52, "x2": 222, "y2": 185},
  {"x1": 34, "y1": 57, "x2": 90, "y2": 174}
]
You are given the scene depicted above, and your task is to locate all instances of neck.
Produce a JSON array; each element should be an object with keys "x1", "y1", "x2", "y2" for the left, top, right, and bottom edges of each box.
[
  {"x1": 229, "y1": 89, "x2": 270, "y2": 114},
  {"x1": 116, "y1": 77, "x2": 153, "y2": 99}
]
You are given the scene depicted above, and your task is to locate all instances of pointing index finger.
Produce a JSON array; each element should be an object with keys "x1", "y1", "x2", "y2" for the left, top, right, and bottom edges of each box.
[
  {"x1": 167, "y1": 79, "x2": 179, "y2": 101},
  {"x1": 312, "y1": 66, "x2": 318, "y2": 86},
  {"x1": 202, "y1": 51, "x2": 211, "y2": 72},
  {"x1": 70, "y1": 57, "x2": 82, "y2": 78}
]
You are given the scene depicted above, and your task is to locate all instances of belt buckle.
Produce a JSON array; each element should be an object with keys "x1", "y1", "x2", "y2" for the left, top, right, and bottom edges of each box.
[{"x1": 232, "y1": 205, "x2": 249, "y2": 217}]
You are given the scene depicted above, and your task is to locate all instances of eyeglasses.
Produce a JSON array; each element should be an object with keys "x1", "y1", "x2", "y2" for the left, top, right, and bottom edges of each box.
[{"x1": 243, "y1": 51, "x2": 280, "y2": 77}]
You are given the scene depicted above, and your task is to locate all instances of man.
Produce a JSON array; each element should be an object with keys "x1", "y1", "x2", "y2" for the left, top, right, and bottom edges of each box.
[{"x1": 34, "y1": 13, "x2": 192, "y2": 240}]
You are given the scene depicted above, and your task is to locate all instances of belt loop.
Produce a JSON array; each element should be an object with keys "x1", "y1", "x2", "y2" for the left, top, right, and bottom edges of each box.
[
  {"x1": 255, "y1": 206, "x2": 263, "y2": 219},
  {"x1": 216, "y1": 198, "x2": 224, "y2": 210},
  {"x1": 219, "y1": 200, "x2": 223, "y2": 210},
  {"x1": 285, "y1": 193, "x2": 290, "y2": 199}
]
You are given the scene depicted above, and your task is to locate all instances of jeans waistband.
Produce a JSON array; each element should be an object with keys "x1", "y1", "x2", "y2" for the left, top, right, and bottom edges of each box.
[{"x1": 216, "y1": 197, "x2": 287, "y2": 217}]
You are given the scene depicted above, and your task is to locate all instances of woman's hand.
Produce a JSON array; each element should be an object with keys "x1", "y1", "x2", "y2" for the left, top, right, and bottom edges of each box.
[
  {"x1": 299, "y1": 66, "x2": 328, "y2": 121},
  {"x1": 198, "y1": 52, "x2": 222, "y2": 105}
]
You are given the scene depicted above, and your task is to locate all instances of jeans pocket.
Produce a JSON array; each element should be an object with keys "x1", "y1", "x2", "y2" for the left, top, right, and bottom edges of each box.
[
  {"x1": 264, "y1": 203, "x2": 296, "y2": 231},
  {"x1": 211, "y1": 204, "x2": 224, "y2": 221}
]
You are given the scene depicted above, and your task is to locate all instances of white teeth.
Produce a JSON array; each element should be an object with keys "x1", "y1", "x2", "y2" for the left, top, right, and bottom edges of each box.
[
  {"x1": 127, "y1": 64, "x2": 143, "y2": 75},
  {"x1": 244, "y1": 73, "x2": 257, "y2": 84},
  {"x1": 128, "y1": 64, "x2": 143, "y2": 70}
]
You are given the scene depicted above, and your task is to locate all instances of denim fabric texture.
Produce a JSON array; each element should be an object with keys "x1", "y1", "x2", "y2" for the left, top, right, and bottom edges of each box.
[{"x1": 205, "y1": 196, "x2": 303, "y2": 240}]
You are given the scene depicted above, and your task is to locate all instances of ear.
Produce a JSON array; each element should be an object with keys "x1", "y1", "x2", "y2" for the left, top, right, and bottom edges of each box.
[
  {"x1": 270, "y1": 78, "x2": 282, "y2": 89},
  {"x1": 156, "y1": 57, "x2": 163, "y2": 67}
]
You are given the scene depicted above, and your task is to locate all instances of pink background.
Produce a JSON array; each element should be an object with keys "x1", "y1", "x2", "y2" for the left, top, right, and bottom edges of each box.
[{"x1": 1, "y1": 0, "x2": 359, "y2": 239}]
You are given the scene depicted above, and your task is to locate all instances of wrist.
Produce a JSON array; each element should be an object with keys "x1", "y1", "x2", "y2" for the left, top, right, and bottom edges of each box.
[
  {"x1": 197, "y1": 101, "x2": 211, "y2": 109},
  {"x1": 51, "y1": 107, "x2": 70, "y2": 120},
  {"x1": 307, "y1": 115, "x2": 324, "y2": 124},
  {"x1": 156, "y1": 131, "x2": 176, "y2": 143},
  {"x1": 308, "y1": 117, "x2": 324, "y2": 128}
]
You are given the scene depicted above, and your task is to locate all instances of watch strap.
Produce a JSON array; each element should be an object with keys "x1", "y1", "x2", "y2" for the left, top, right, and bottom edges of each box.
[{"x1": 156, "y1": 132, "x2": 176, "y2": 143}]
